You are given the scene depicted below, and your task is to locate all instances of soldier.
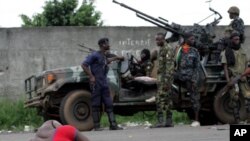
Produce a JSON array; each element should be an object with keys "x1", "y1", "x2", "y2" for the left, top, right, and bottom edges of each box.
[
  {"x1": 137, "y1": 48, "x2": 154, "y2": 77},
  {"x1": 150, "y1": 32, "x2": 176, "y2": 128},
  {"x1": 227, "y1": 6, "x2": 245, "y2": 43},
  {"x1": 81, "y1": 38, "x2": 124, "y2": 131},
  {"x1": 175, "y1": 32, "x2": 201, "y2": 127},
  {"x1": 211, "y1": 27, "x2": 233, "y2": 63},
  {"x1": 220, "y1": 32, "x2": 247, "y2": 123},
  {"x1": 29, "y1": 120, "x2": 89, "y2": 141}
]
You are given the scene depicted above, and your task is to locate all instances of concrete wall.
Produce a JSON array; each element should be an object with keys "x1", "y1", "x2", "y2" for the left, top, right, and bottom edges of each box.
[{"x1": 0, "y1": 26, "x2": 249, "y2": 99}]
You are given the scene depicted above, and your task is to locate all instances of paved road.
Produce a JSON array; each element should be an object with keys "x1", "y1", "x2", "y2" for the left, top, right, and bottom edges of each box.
[{"x1": 0, "y1": 125, "x2": 229, "y2": 141}]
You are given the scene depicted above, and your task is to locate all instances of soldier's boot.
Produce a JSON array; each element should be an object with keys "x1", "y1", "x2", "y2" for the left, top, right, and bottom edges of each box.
[
  {"x1": 92, "y1": 107, "x2": 103, "y2": 131},
  {"x1": 165, "y1": 111, "x2": 174, "y2": 127},
  {"x1": 150, "y1": 112, "x2": 165, "y2": 128},
  {"x1": 107, "y1": 111, "x2": 123, "y2": 130}
]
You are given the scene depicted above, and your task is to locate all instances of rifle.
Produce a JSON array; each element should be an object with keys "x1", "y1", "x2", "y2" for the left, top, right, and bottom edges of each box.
[
  {"x1": 78, "y1": 43, "x2": 96, "y2": 52},
  {"x1": 112, "y1": 0, "x2": 183, "y2": 36},
  {"x1": 78, "y1": 43, "x2": 119, "y2": 59},
  {"x1": 220, "y1": 67, "x2": 250, "y2": 97}
]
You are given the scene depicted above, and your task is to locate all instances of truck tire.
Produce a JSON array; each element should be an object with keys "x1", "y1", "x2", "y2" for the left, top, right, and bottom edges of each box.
[
  {"x1": 214, "y1": 88, "x2": 247, "y2": 124},
  {"x1": 59, "y1": 90, "x2": 93, "y2": 131}
]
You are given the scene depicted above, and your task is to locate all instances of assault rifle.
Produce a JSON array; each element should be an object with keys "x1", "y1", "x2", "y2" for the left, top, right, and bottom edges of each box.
[
  {"x1": 78, "y1": 43, "x2": 96, "y2": 53},
  {"x1": 78, "y1": 43, "x2": 117, "y2": 58},
  {"x1": 220, "y1": 67, "x2": 250, "y2": 97}
]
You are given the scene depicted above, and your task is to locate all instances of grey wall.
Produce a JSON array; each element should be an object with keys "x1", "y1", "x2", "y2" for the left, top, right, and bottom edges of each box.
[{"x1": 0, "y1": 26, "x2": 249, "y2": 99}]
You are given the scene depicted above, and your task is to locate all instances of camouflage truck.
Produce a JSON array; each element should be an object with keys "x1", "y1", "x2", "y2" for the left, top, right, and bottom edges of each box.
[
  {"x1": 24, "y1": 56, "x2": 157, "y2": 131},
  {"x1": 24, "y1": 1, "x2": 250, "y2": 131},
  {"x1": 24, "y1": 49, "x2": 250, "y2": 131}
]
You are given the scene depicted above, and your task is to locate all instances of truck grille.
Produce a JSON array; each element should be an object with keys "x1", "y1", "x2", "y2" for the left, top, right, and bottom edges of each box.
[{"x1": 36, "y1": 76, "x2": 44, "y2": 89}]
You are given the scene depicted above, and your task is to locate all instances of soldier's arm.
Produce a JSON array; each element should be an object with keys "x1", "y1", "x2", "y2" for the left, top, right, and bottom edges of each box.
[
  {"x1": 81, "y1": 54, "x2": 96, "y2": 84},
  {"x1": 107, "y1": 56, "x2": 124, "y2": 64},
  {"x1": 220, "y1": 51, "x2": 230, "y2": 82},
  {"x1": 150, "y1": 48, "x2": 158, "y2": 62},
  {"x1": 223, "y1": 64, "x2": 230, "y2": 82}
]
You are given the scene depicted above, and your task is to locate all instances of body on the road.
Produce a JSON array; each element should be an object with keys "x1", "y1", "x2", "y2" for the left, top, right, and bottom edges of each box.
[{"x1": 29, "y1": 120, "x2": 89, "y2": 141}]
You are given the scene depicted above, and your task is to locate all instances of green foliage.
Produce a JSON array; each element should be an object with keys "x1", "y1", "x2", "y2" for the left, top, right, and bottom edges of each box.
[
  {"x1": 0, "y1": 99, "x2": 43, "y2": 131},
  {"x1": 20, "y1": 0, "x2": 102, "y2": 27}
]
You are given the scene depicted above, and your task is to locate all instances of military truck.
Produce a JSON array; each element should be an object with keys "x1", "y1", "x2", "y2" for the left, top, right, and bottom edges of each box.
[
  {"x1": 24, "y1": 49, "x2": 250, "y2": 131},
  {"x1": 24, "y1": 1, "x2": 250, "y2": 131},
  {"x1": 24, "y1": 56, "x2": 158, "y2": 131}
]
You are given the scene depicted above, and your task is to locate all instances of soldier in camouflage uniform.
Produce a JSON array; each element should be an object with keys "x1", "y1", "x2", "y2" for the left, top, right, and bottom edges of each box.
[
  {"x1": 150, "y1": 32, "x2": 176, "y2": 128},
  {"x1": 227, "y1": 6, "x2": 245, "y2": 43},
  {"x1": 175, "y1": 32, "x2": 201, "y2": 127},
  {"x1": 220, "y1": 32, "x2": 247, "y2": 123},
  {"x1": 138, "y1": 48, "x2": 154, "y2": 77}
]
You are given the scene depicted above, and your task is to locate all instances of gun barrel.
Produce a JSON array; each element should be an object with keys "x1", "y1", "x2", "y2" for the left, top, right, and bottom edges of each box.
[
  {"x1": 159, "y1": 17, "x2": 169, "y2": 23},
  {"x1": 136, "y1": 14, "x2": 182, "y2": 35},
  {"x1": 78, "y1": 44, "x2": 96, "y2": 52},
  {"x1": 113, "y1": 0, "x2": 171, "y2": 29},
  {"x1": 78, "y1": 48, "x2": 91, "y2": 53}
]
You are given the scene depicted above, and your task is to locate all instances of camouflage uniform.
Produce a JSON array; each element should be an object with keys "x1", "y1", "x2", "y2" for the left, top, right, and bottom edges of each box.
[
  {"x1": 155, "y1": 43, "x2": 175, "y2": 126},
  {"x1": 228, "y1": 18, "x2": 245, "y2": 43},
  {"x1": 176, "y1": 46, "x2": 200, "y2": 113},
  {"x1": 221, "y1": 47, "x2": 248, "y2": 121},
  {"x1": 140, "y1": 60, "x2": 153, "y2": 76}
]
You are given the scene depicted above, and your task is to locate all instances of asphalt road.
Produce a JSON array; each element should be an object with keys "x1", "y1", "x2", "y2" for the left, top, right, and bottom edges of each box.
[{"x1": 0, "y1": 125, "x2": 229, "y2": 141}]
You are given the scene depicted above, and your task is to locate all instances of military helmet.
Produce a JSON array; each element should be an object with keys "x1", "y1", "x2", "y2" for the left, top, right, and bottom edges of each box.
[{"x1": 228, "y1": 6, "x2": 240, "y2": 14}]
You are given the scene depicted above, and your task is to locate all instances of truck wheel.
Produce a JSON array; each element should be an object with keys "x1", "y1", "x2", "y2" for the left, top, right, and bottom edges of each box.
[
  {"x1": 59, "y1": 90, "x2": 93, "y2": 131},
  {"x1": 214, "y1": 89, "x2": 247, "y2": 124}
]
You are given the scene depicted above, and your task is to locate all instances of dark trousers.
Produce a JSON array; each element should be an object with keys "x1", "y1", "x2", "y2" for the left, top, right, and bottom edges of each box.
[{"x1": 91, "y1": 83, "x2": 113, "y2": 110}]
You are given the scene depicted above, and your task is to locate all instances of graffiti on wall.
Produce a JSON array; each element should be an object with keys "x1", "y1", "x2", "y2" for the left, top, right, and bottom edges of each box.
[
  {"x1": 113, "y1": 34, "x2": 154, "y2": 58},
  {"x1": 110, "y1": 49, "x2": 143, "y2": 58},
  {"x1": 118, "y1": 34, "x2": 152, "y2": 47},
  {"x1": 118, "y1": 38, "x2": 151, "y2": 47}
]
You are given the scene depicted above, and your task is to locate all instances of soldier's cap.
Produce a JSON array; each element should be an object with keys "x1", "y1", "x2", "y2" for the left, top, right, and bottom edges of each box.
[{"x1": 98, "y1": 38, "x2": 109, "y2": 46}]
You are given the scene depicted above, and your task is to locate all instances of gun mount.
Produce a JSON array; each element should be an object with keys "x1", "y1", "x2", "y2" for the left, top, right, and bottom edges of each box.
[
  {"x1": 113, "y1": 0, "x2": 222, "y2": 48},
  {"x1": 112, "y1": 0, "x2": 249, "y2": 125}
]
